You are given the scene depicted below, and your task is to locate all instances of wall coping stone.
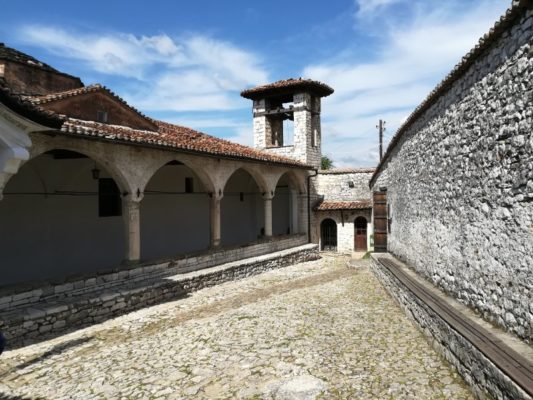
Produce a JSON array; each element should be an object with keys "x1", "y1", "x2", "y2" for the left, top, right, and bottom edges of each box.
[{"x1": 371, "y1": 253, "x2": 533, "y2": 400}]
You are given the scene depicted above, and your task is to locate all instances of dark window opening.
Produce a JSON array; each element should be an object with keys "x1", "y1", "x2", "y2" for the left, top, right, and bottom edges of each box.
[
  {"x1": 96, "y1": 110, "x2": 108, "y2": 123},
  {"x1": 240, "y1": 192, "x2": 244, "y2": 202},
  {"x1": 99, "y1": 178, "x2": 122, "y2": 217},
  {"x1": 185, "y1": 177, "x2": 194, "y2": 193},
  {"x1": 320, "y1": 218, "x2": 337, "y2": 251}
]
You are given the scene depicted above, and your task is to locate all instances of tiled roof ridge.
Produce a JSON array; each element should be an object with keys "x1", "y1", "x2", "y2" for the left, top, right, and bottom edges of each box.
[
  {"x1": 315, "y1": 199, "x2": 372, "y2": 211},
  {"x1": 319, "y1": 167, "x2": 376, "y2": 174},
  {"x1": 370, "y1": 0, "x2": 531, "y2": 187},
  {"x1": 0, "y1": 78, "x2": 64, "y2": 128},
  {"x1": 0, "y1": 42, "x2": 81, "y2": 81},
  {"x1": 241, "y1": 77, "x2": 334, "y2": 98},
  {"x1": 25, "y1": 84, "x2": 153, "y2": 125},
  {"x1": 58, "y1": 117, "x2": 310, "y2": 168}
]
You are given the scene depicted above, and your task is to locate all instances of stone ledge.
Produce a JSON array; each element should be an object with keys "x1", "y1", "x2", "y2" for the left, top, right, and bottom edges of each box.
[
  {"x1": 0, "y1": 243, "x2": 319, "y2": 348},
  {"x1": 0, "y1": 234, "x2": 307, "y2": 310},
  {"x1": 370, "y1": 253, "x2": 533, "y2": 400}
]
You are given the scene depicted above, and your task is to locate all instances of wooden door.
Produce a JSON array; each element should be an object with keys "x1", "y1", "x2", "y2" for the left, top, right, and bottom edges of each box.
[
  {"x1": 373, "y1": 191, "x2": 387, "y2": 252},
  {"x1": 354, "y1": 217, "x2": 367, "y2": 251}
]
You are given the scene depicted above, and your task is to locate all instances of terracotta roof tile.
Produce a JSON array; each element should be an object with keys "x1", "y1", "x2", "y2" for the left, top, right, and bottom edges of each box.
[
  {"x1": 241, "y1": 78, "x2": 334, "y2": 99},
  {"x1": 24, "y1": 84, "x2": 151, "y2": 122},
  {"x1": 315, "y1": 200, "x2": 372, "y2": 211},
  {"x1": 18, "y1": 82, "x2": 312, "y2": 168},
  {"x1": 319, "y1": 167, "x2": 375, "y2": 174},
  {"x1": 0, "y1": 78, "x2": 63, "y2": 128},
  {"x1": 59, "y1": 118, "x2": 310, "y2": 168},
  {"x1": 0, "y1": 42, "x2": 80, "y2": 80}
]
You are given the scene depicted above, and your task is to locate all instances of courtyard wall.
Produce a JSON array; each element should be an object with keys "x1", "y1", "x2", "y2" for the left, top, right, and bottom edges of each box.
[{"x1": 371, "y1": 3, "x2": 533, "y2": 341}]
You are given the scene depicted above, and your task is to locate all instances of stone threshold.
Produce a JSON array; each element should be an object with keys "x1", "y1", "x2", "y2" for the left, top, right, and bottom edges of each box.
[
  {"x1": 1, "y1": 243, "x2": 319, "y2": 349},
  {"x1": 371, "y1": 253, "x2": 533, "y2": 400}
]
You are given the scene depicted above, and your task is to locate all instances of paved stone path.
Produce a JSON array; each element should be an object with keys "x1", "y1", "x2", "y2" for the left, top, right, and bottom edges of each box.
[{"x1": 0, "y1": 255, "x2": 474, "y2": 399}]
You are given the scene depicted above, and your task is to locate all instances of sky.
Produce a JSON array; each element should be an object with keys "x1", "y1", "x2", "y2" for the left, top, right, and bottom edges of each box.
[{"x1": 0, "y1": 0, "x2": 510, "y2": 167}]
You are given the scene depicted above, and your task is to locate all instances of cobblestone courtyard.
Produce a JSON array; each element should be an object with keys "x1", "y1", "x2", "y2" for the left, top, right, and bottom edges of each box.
[{"x1": 0, "y1": 255, "x2": 473, "y2": 399}]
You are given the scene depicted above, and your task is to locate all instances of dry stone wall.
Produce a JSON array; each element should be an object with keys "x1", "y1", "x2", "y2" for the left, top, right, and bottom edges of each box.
[{"x1": 372, "y1": 6, "x2": 533, "y2": 342}]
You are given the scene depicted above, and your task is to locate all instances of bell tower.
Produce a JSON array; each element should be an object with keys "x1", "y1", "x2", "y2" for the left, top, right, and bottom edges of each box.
[{"x1": 241, "y1": 78, "x2": 333, "y2": 168}]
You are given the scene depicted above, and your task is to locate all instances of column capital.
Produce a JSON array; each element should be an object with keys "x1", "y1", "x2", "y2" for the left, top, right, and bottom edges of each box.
[
  {"x1": 262, "y1": 191, "x2": 274, "y2": 200},
  {"x1": 122, "y1": 191, "x2": 143, "y2": 203},
  {"x1": 209, "y1": 189, "x2": 224, "y2": 201}
]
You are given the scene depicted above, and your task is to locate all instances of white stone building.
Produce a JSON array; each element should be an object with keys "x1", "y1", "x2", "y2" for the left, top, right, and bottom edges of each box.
[{"x1": 0, "y1": 46, "x2": 373, "y2": 290}]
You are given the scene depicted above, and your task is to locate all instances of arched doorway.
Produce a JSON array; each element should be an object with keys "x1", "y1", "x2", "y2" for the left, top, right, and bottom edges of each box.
[
  {"x1": 272, "y1": 173, "x2": 298, "y2": 235},
  {"x1": 354, "y1": 216, "x2": 367, "y2": 251},
  {"x1": 141, "y1": 160, "x2": 210, "y2": 260},
  {"x1": 320, "y1": 218, "x2": 337, "y2": 251},
  {"x1": 0, "y1": 149, "x2": 125, "y2": 286},
  {"x1": 221, "y1": 168, "x2": 263, "y2": 246}
]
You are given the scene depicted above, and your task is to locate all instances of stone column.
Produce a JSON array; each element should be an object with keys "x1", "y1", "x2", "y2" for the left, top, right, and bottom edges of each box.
[
  {"x1": 298, "y1": 194, "x2": 308, "y2": 235},
  {"x1": 122, "y1": 196, "x2": 141, "y2": 264},
  {"x1": 210, "y1": 194, "x2": 222, "y2": 248},
  {"x1": 290, "y1": 189, "x2": 299, "y2": 234},
  {"x1": 263, "y1": 193, "x2": 274, "y2": 237}
]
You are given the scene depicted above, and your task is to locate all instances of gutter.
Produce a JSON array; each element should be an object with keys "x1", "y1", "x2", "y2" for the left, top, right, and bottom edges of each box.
[{"x1": 306, "y1": 168, "x2": 319, "y2": 243}]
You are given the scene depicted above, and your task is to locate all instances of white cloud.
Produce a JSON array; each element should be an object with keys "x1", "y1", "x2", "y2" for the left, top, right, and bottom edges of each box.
[
  {"x1": 18, "y1": 26, "x2": 268, "y2": 113},
  {"x1": 355, "y1": 0, "x2": 405, "y2": 18},
  {"x1": 304, "y1": 0, "x2": 508, "y2": 166}
]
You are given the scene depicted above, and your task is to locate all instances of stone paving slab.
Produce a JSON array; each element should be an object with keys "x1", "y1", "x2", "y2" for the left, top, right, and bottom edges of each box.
[{"x1": 0, "y1": 255, "x2": 474, "y2": 399}]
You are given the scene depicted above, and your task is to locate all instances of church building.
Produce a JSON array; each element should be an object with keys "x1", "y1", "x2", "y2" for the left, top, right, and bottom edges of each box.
[{"x1": 0, "y1": 43, "x2": 373, "y2": 290}]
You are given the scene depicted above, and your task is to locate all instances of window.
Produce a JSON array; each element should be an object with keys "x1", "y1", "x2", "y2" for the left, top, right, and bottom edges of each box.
[
  {"x1": 99, "y1": 178, "x2": 122, "y2": 217},
  {"x1": 96, "y1": 110, "x2": 108, "y2": 123},
  {"x1": 240, "y1": 192, "x2": 244, "y2": 202},
  {"x1": 185, "y1": 177, "x2": 194, "y2": 193}
]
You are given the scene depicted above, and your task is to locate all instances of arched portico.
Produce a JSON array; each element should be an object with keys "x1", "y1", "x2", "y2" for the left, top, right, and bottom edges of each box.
[
  {"x1": 140, "y1": 159, "x2": 211, "y2": 260},
  {"x1": 221, "y1": 168, "x2": 264, "y2": 246},
  {"x1": 0, "y1": 149, "x2": 125, "y2": 286},
  {"x1": 272, "y1": 171, "x2": 302, "y2": 235}
]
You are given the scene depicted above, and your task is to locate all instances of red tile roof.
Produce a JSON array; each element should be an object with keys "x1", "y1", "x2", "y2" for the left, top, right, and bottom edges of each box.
[
  {"x1": 24, "y1": 84, "x2": 152, "y2": 123},
  {"x1": 319, "y1": 168, "x2": 375, "y2": 174},
  {"x1": 0, "y1": 78, "x2": 63, "y2": 128},
  {"x1": 315, "y1": 200, "x2": 372, "y2": 211},
  {"x1": 0, "y1": 42, "x2": 81, "y2": 80},
  {"x1": 12, "y1": 79, "x2": 314, "y2": 168},
  {"x1": 59, "y1": 118, "x2": 310, "y2": 167},
  {"x1": 241, "y1": 78, "x2": 334, "y2": 100}
]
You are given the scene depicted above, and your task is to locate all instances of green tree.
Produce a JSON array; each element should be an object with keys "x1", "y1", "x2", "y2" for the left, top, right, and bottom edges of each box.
[{"x1": 321, "y1": 155, "x2": 334, "y2": 170}]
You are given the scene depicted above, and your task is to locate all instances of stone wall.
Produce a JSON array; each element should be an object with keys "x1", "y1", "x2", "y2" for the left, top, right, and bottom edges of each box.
[
  {"x1": 0, "y1": 234, "x2": 308, "y2": 310},
  {"x1": 371, "y1": 5, "x2": 533, "y2": 341},
  {"x1": 1, "y1": 243, "x2": 318, "y2": 348},
  {"x1": 315, "y1": 169, "x2": 374, "y2": 201},
  {"x1": 252, "y1": 93, "x2": 321, "y2": 169},
  {"x1": 370, "y1": 255, "x2": 532, "y2": 400}
]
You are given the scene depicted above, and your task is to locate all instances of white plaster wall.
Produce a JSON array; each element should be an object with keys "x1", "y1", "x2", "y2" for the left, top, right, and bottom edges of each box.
[
  {"x1": 0, "y1": 153, "x2": 124, "y2": 286},
  {"x1": 315, "y1": 210, "x2": 372, "y2": 253},
  {"x1": 140, "y1": 164, "x2": 210, "y2": 260}
]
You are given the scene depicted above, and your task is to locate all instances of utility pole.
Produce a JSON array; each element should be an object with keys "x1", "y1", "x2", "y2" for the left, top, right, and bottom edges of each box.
[{"x1": 376, "y1": 119, "x2": 386, "y2": 161}]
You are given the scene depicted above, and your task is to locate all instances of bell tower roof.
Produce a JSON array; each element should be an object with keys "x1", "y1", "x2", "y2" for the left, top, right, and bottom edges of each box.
[{"x1": 240, "y1": 78, "x2": 334, "y2": 100}]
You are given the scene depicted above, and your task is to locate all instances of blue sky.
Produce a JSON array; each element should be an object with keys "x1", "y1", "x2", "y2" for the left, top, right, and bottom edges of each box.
[{"x1": 1, "y1": 0, "x2": 509, "y2": 166}]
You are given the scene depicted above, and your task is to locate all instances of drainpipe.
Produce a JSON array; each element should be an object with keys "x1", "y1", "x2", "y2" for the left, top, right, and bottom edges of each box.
[{"x1": 306, "y1": 169, "x2": 319, "y2": 243}]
